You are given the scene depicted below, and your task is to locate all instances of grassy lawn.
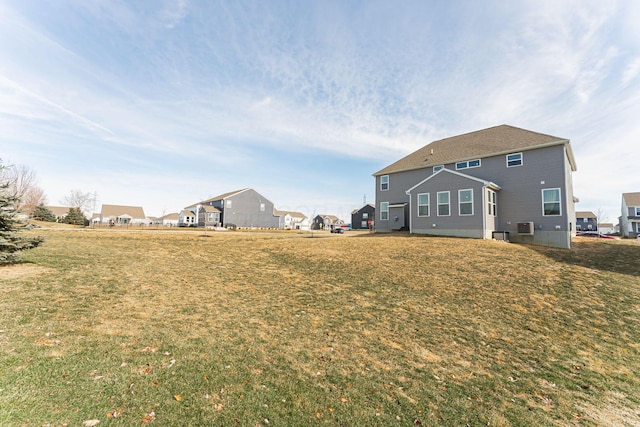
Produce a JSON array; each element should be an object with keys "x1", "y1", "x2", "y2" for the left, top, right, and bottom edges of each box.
[{"x1": 1, "y1": 229, "x2": 640, "y2": 426}]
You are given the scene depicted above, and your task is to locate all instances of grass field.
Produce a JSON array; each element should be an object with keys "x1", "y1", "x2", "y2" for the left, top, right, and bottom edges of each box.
[{"x1": 1, "y1": 228, "x2": 640, "y2": 426}]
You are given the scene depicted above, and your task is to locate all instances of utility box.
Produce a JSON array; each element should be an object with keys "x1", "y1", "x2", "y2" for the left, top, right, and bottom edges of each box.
[
  {"x1": 517, "y1": 222, "x2": 534, "y2": 235},
  {"x1": 492, "y1": 231, "x2": 509, "y2": 241}
]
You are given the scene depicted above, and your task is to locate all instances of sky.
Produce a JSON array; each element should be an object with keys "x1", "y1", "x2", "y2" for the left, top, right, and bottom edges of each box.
[{"x1": 1, "y1": 0, "x2": 639, "y2": 223}]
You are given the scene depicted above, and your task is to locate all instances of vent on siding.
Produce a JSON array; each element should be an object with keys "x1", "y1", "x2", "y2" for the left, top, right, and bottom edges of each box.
[{"x1": 517, "y1": 222, "x2": 534, "y2": 235}]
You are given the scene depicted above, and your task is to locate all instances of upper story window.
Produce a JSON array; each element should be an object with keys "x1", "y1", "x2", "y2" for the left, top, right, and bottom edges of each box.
[
  {"x1": 506, "y1": 153, "x2": 523, "y2": 167},
  {"x1": 459, "y1": 189, "x2": 473, "y2": 215},
  {"x1": 635, "y1": 207, "x2": 640, "y2": 216},
  {"x1": 380, "y1": 202, "x2": 389, "y2": 220},
  {"x1": 433, "y1": 165, "x2": 444, "y2": 173},
  {"x1": 380, "y1": 175, "x2": 389, "y2": 191},
  {"x1": 437, "y1": 191, "x2": 450, "y2": 216},
  {"x1": 417, "y1": 193, "x2": 430, "y2": 217},
  {"x1": 542, "y1": 188, "x2": 562, "y2": 216},
  {"x1": 226, "y1": 200, "x2": 232, "y2": 208},
  {"x1": 362, "y1": 212, "x2": 369, "y2": 219},
  {"x1": 260, "y1": 203, "x2": 265, "y2": 212},
  {"x1": 456, "y1": 159, "x2": 481, "y2": 170}
]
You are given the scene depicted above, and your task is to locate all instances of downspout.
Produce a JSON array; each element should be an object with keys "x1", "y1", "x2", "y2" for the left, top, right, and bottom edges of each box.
[
  {"x1": 405, "y1": 189, "x2": 412, "y2": 234},
  {"x1": 482, "y1": 185, "x2": 487, "y2": 239}
]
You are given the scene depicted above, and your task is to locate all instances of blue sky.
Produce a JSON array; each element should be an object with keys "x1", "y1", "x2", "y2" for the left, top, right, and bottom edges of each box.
[{"x1": 1, "y1": 0, "x2": 639, "y2": 223}]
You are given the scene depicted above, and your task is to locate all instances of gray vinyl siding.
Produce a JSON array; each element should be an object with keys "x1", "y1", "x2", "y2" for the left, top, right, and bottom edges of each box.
[
  {"x1": 375, "y1": 169, "x2": 430, "y2": 231},
  {"x1": 377, "y1": 144, "x2": 574, "y2": 248},
  {"x1": 408, "y1": 173, "x2": 485, "y2": 238},
  {"x1": 221, "y1": 189, "x2": 279, "y2": 228}
]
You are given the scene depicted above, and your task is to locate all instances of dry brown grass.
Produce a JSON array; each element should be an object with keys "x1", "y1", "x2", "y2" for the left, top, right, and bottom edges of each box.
[{"x1": 1, "y1": 229, "x2": 640, "y2": 426}]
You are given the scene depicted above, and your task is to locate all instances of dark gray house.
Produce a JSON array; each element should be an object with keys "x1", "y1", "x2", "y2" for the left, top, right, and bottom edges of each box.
[
  {"x1": 311, "y1": 214, "x2": 342, "y2": 230},
  {"x1": 185, "y1": 188, "x2": 279, "y2": 229},
  {"x1": 373, "y1": 125, "x2": 578, "y2": 249},
  {"x1": 575, "y1": 211, "x2": 597, "y2": 232},
  {"x1": 351, "y1": 204, "x2": 375, "y2": 230},
  {"x1": 620, "y1": 192, "x2": 640, "y2": 237}
]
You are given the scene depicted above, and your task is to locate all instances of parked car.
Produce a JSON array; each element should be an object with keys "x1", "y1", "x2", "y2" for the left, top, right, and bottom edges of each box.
[
  {"x1": 576, "y1": 231, "x2": 619, "y2": 240},
  {"x1": 330, "y1": 226, "x2": 344, "y2": 234}
]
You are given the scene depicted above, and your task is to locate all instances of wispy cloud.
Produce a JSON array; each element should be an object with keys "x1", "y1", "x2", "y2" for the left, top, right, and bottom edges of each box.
[{"x1": 1, "y1": 0, "x2": 638, "y2": 219}]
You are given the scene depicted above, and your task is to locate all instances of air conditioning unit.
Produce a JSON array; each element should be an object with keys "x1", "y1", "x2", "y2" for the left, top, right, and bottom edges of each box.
[{"x1": 517, "y1": 221, "x2": 534, "y2": 235}]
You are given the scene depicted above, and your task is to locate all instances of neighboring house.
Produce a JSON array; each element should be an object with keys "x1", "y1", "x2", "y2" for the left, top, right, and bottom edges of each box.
[
  {"x1": 275, "y1": 210, "x2": 309, "y2": 230},
  {"x1": 576, "y1": 211, "x2": 597, "y2": 231},
  {"x1": 155, "y1": 212, "x2": 179, "y2": 226},
  {"x1": 373, "y1": 125, "x2": 578, "y2": 249},
  {"x1": 197, "y1": 205, "x2": 221, "y2": 228},
  {"x1": 620, "y1": 192, "x2": 640, "y2": 237},
  {"x1": 598, "y1": 223, "x2": 615, "y2": 235},
  {"x1": 351, "y1": 204, "x2": 375, "y2": 230},
  {"x1": 45, "y1": 206, "x2": 72, "y2": 221},
  {"x1": 311, "y1": 214, "x2": 343, "y2": 230},
  {"x1": 99, "y1": 204, "x2": 147, "y2": 225},
  {"x1": 178, "y1": 210, "x2": 196, "y2": 227},
  {"x1": 184, "y1": 188, "x2": 279, "y2": 229}
]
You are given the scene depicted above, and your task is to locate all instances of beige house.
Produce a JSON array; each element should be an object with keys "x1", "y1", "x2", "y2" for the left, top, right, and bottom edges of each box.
[
  {"x1": 99, "y1": 204, "x2": 147, "y2": 225},
  {"x1": 45, "y1": 206, "x2": 73, "y2": 221}
]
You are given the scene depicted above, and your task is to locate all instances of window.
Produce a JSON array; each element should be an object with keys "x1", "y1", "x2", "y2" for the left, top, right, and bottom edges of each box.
[
  {"x1": 226, "y1": 200, "x2": 232, "y2": 208},
  {"x1": 583, "y1": 218, "x2": 588, "y2": 223},
  {"x1": 487, "y1": 189, "x2": 496, "y2": 216},
  {"x1": 635, "y1": 207, "x2": 640, "y2": 216},
  {"x1": 542, "y1": 188, "x2": 561, "y2": 216},
  {"x1": 437, "y1": 191, "x2": 450, "y2": 216},
  {"x1": 362, "y1": 212, "x2": 368, "y2": 219},
  {"x1": 361, "y1": 221, "x2": 367, "y2": 228},
  {"x1": 380, "y1": 175, "x2": 389, "y2": 191},
  {"x1": 433, "y1": 165, "x2": 444, "y2": 173},
  {"x1": 417, "y1": 193, "x2": 430, "y2": 216},
  {"x1": 506, "y1": 153, "x2": 523, "y2": 167},
  {"x1": 459, "y1": 189, "x2": 473, "y2": 215},
  {"x1": 455, "y1": 159, "x2": 481, "y2": 170},
  {"x1": 260, "y1": 203, "x2": 265, "y2": 212},
  {"x1": 380, "y1": 202, "x2": 389, "y2": 220}
]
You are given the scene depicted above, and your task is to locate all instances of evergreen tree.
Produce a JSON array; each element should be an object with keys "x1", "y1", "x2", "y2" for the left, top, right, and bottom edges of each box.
[
  {"x1": 0, "y1": 162, "x2": 44, "y2": 264},
  {"x1": 32, "y1": 205, "x2": 56, "y2": 222},
  {"x1": 63, "y1": 207, "x2": 86, "y2": 226}
]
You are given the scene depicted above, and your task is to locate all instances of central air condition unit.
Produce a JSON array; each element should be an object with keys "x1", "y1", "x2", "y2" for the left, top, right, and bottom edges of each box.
[{"x1": 517, "y1": 221, "x2": 534, "y2": 235}]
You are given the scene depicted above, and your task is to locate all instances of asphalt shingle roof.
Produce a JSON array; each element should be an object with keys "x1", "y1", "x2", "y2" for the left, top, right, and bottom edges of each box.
[
  {"x1": 623, "y1": 192, "x2": 640, "y2": 206},
  {"x1": 374, "y1": 125, "x2": 574, "y2": 176}
]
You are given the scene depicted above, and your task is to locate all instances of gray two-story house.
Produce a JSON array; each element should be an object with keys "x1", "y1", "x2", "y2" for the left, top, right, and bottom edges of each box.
[
  {"x1": 575, "y1": 211, "x2": 597, "y2": 232},
  {"x1": 373, "y1": 125, "x2": 578, "y2": 249},
  {"x1": 620, "y1": 192, "x2": 640, "y2": 237},
  {"x1": 185, "y1": 188, "x2": 279, "y2": 229}
]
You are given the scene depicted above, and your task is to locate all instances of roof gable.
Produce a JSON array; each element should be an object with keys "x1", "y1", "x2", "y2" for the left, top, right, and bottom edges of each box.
[
  {"x1": 405, "y1": 168, "x2": 501, "y2": 194},
  {"x1": 375, "y1": 125, "x2": 574, "y2": 176},
  {"x1": 185, "y1": 188, "x2": 250, "y2": 208}
]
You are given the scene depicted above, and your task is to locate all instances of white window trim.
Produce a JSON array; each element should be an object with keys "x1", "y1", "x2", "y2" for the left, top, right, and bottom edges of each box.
[
  {"x1": 417, "y1": 193, "x2": 430, "y2": 217},
  {"x1": 458, "y1": 189, "x2": 474, "y2": 216},
  {"x1": 433, "y1": 165, "x2": 444, "y2": 173},
  {"x1": 455, "y1": 159, "x2": 481, "y2": 170},
  {"x1": 380, "y1": 175, "x2": 389, "y2": 191},
  {"x1": 635, "y1": 207, "x2": 640, "y2": 216},
  {"x1": 506, "y1": 152, "x2": 523, "y2": 168},
  {"x1": 542, "y1": 188, "x2": 562, "y2": 216},
  {"x1": 437, "y1": 191, "x2": 450, "y2": 216},
  {"x1": 380, "y1": 202, "x2": 389, "y2": 220}
]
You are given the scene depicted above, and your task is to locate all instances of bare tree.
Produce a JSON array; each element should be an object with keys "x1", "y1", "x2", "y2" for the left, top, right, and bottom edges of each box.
[
  {"x1": 22, "y1": 186, "x2": 48, "y2": 216},
  {"x1": 61, "y1": 190, "x2": 98, "y2": 217},
  {"x1": 0, "y1": 163, "x2": 47, "y2": 215},
  {"x1": 595, "y1": 207, "x2": 609, "y2": 225}
]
